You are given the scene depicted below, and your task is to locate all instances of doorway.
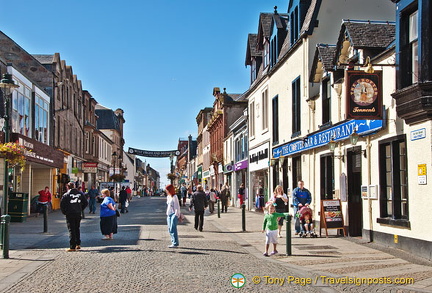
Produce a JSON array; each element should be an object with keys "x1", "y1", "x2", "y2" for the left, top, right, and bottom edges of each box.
[
  {"x1": 347, "y1": 148, "x2": 363, "y2": 236},
  {"x1": 320, "y1": 155, "x2": 334, "y2": 200}
]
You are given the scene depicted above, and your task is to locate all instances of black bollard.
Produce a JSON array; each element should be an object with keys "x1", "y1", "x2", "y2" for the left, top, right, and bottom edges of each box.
[
  {"x1": 1, "y1": 215, "x2": 10, "y2": 259},
  {"x1": 285, "y1": 214, "x2": 292, "y2": 256},
  {"x1": 43, "y1": 205, "x2": 48, "y2": 233},
  {"x1": 217, "y1": 199, "x2": 221, "y2": 218},
  {"x1": 241, "y1": 204, "x2": 246, "y2": 232}
]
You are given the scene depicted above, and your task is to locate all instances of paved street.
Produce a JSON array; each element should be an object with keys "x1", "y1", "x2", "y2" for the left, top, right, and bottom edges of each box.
[{"x1": 0, "y1": 197, "x2": 431, "y2": 292}]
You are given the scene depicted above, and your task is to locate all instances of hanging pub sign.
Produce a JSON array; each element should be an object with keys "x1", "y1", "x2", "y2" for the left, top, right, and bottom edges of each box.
[{"x1": 346, "y1": 71, "x2": 383, "y2": 119}]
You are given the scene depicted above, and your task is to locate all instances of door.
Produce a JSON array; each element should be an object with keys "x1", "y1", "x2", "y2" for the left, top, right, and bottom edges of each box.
[
  {"x1": 347, "y1": 149, "x2": 363, "y2": 236},
  {"x1": 320, "y1": 155, "x2": 334, "y2": 200}
]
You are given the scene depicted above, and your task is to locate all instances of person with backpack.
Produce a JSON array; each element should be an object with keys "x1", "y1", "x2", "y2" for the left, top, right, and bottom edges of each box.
[{"x1": 60, "y1": 182, "x2": 88, "y2": 252}]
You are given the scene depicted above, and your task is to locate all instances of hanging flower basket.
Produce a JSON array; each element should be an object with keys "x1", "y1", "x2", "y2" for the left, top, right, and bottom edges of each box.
[
  {"x1": 167, "y1": 173, "x2": 177, "y2": 181},
  {"x1": 110, "y1": 174, "x2": 125, "y2": 182},
  {"x1": 0, "y1": 142, "x2": 27, "y2": 170}
]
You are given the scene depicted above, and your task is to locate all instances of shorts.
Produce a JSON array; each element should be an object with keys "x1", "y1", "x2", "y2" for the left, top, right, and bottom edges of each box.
[{"x1": 265, "y1": 229, "x2": 278, "y2": 244}]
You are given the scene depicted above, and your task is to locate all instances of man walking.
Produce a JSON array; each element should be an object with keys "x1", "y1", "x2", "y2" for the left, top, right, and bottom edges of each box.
[
  {"x1": 219, "y1": 183, "x2": 231, "y2": 213},
  {"x1": 119, "y1": 186, "x2": 128, "y2": 213},
  {"x1": 189, "y1": 185, "x2": 208, "y2": 232},
  {"x1": 292, "y1": 180, "x2": 312, "y2": 235},
  {"x1": 60, "y1": 182, "x2": 88, "y2": 251},
  {"x1": 87, "y1": 185, "x2": 99, "y2": 214}
]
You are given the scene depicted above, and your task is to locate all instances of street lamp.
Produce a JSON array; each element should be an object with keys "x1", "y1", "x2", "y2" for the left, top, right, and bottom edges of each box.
[{"x1": 0, "y1": 72, "x2": 19, "y2": 259}]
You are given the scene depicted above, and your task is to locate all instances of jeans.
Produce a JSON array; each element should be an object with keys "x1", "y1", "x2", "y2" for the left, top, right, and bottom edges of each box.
[
  {"x1": 120, "y1": 200, "x2": 126, "y2": 213},
  {"x1": 66, "y1": 214, "x2": 82, "y2": 249},
  {"x1": 294, "y1": 206, "x2": 300, "y2": 233},
  {"x1": 89, "y1": 198, "x2": 96, "y2": 213},
  {"x1": 209, "y1": 201, "x2": 215, "y2": 213},
  {"x1": 167, "y1": 213, "x2": 179, "y2": 246},
  {"x1": 194, "y1": 210, "x2": 204, "y2": 231}
]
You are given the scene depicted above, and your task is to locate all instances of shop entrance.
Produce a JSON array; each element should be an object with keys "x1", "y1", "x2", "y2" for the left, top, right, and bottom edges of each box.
[{"x1": 347, "y1": 148, "x2": 363, "y2": 236}]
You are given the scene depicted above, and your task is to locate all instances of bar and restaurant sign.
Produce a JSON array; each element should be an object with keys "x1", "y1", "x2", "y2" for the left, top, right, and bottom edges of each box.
[
  {"x1": 346, "y1": 71, "x2": 383, "y2": 119},
  {"x1": 272, "y1": 119, "x2": 383, "y2": 158}
]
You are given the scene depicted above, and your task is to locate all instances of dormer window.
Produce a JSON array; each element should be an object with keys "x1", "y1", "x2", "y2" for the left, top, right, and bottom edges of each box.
[
  {"x1": 290, "y1": 6, "x2": 299, "y2": 44},
  {"x1": 251, "y1": 59, "x2": 257, "y2": 82},
  {"x1": 270, "y1": 35, "x2": 278, "y2": 68},
  {"x1": 263, "y1": 42, "x2": 270, "y2": 68}
]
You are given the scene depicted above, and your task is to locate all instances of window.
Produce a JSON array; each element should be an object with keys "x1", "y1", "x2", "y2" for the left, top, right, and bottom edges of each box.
[
  {"x1": 251, "y1": 59, "x2": 257, "y2": 83},
  {"x1": 292, "y1": 77, "x2": 301, "y2": 135},
  {"x1": 272, "y1": 95, "x2": 279, "y2": 144},
  {"x1": 85, "y1": 131, "x2": 90, "y2": 154},
  {"x1": 12, "y1": 82, "x2": 31, "y2": 136},
  {"x1": 399, "y1": 7, "x2": 419, "y2": 88},
  {"x1": 263, "y1": 42, "x2": 270, "y2": 68},
  {"x1": 262, "y1": 89, "x2": 268, "y2": 131},
  {"x1": 322, "y1": 78, "x2": 331, "y2": 124},
  {"x1": 290, "y1": 7, "x2": 299, "y2": 45},
  {"x1": 378, "y1": 136, "x2": 409, "y2": 226},
  {"x1": 270, "y1": 35, "x2": 278, "y2": 68},
  {"x1": 409, "y1": 11, "x2": 418, "y2": 83},
  {"x1": 34, "y1": 95, "x2": 49, "y2": 143},
  {"x1": 250, "y1": 101, "x2": 255, "y2": 138}
]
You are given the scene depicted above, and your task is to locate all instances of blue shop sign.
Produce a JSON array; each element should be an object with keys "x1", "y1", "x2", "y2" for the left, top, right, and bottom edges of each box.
[{"x1": 272, "y1": 120, "x2": 383, "y2": 158}]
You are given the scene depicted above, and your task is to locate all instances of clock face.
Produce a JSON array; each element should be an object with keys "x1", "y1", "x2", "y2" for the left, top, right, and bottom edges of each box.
[{"x1": 350, "y1": 78, "x2": 378, "y2": 106}]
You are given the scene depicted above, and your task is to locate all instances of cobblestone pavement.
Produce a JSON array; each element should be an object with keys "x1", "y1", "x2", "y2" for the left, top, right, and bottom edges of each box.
[{"x1": 1, "y1": 197, "x2": 430, "y2": 292}]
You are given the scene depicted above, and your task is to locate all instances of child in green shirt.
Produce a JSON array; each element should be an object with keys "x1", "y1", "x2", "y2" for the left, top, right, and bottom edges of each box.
[{"x1": 262, "y1": 202, "x2": 289, "y2": 256}]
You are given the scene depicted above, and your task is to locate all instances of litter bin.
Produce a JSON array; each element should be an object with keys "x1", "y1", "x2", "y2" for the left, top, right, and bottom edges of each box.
[{"x1": 8, "y1": 192, "x2": 29, "y2": 222}]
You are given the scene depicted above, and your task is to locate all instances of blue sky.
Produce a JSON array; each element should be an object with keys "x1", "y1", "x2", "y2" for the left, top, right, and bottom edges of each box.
[{"x1": 0, "y1": 0, "x2": 287, "y2": 186}]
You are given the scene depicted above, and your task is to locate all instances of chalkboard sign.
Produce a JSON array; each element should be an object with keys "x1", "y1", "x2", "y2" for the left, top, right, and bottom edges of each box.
[{"x1": 320, "y1": 199, "x2": 346, "y2": 237}]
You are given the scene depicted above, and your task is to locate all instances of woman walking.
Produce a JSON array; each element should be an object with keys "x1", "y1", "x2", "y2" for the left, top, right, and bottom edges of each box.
[
  {"x1": 270, "y1": 185, "x2": 288, "y2": 238},
  {"x1": 166, "y1": 184, "x2": 180, "y2": 248},
  {"x1": 100, "y1": 189, "x2": 118, "y2": 240}
]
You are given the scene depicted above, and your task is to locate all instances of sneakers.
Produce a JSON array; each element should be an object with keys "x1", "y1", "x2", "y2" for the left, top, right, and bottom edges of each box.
[
  {"x1": 270, "y1": 250, "x2": 278, "y2": 256},
  {"x1": 76, "y1": 245, "x2": 81, "y2": 250},
  {"x1": 168, "y1": 245, "x2": 178, "y2": 248},
  {"x1": 263, "y1": 252, "x2": 269, "y2": 257},
  {"x1": 66, "y1": 248, "x2": 76, "y2": 252}
]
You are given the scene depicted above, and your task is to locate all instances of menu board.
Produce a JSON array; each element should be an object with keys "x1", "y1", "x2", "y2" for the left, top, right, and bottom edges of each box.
[{"x1": 320, "y1": 199, "x2": 346, "y2": 237}]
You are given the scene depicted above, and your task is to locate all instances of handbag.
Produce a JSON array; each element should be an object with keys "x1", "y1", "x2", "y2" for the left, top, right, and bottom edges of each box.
[
  {"x1": 178, "y1": 213, "x2": 185, "y2": 223},
  {"x1": 115, "y1": 209, "x2": 120, "y2": 217}
]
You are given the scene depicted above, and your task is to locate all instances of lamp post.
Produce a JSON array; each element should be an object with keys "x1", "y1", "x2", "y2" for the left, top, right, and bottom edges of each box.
[
  {"x1": 111, "y1": 151, "x2": 117, "y2": 196},
  {"x1": 0, "y1": 72, "x2": 19, "y2": 259}
]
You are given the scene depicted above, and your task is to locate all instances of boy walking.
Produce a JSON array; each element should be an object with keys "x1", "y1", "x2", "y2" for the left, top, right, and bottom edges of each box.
[{"x1": 262, "y1": 202, "x2": 289, "y2": 257}]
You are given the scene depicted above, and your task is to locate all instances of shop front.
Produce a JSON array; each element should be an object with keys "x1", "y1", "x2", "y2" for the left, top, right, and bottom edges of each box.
[
  {"x1": 249, "y1": 142, "x2": 270, "y2": 211},
  {"x1": 12, "y1": 133, "x2": 64, "y2": 212}
]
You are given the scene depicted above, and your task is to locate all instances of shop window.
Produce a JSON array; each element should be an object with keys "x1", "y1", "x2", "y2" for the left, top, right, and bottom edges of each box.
[
  {"x1": 378, "y1": 136, "x2": 409, "y2": 227},
  {"x1": 292, "y1": 155, "x2": 302, "y2": 190}
]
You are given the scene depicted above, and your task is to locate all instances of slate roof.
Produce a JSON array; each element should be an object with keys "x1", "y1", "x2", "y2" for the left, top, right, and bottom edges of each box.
[
  {"x1": 300, "y1": 0, "x2": 321, "y2": 36},
  {"x1": 95, "y1": 109, "x2": 120, "y2": 131},
  {"x1": 32, "y1": 54, "x2": 54, "y2": 64},
  {"x1": 245, "y1": 34, "x2": 261, "y2": 66},
  {"x1": 309, "y1": 44, "x2": 337, "y2": 82},
  {"x1": 338, "y1": 20, "x2": 396, "y2": 50}
]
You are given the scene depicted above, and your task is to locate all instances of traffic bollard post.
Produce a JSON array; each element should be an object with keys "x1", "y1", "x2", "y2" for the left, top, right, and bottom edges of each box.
[
  {"x1": 217, "y1": 199, "x2": 221, "y2": 218},
  {"x1": 43, "y1": 205, "x2": 48, "y2": 233},
  {"x1": 1, "y1": 215, "x2": 11, "y2": 259},
  {"x1": 286, "y1": 214, "x2": 292, "y2": 256},
  {"x1": 242, "y1": 204, "x2": 246, "y2": 232}
]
